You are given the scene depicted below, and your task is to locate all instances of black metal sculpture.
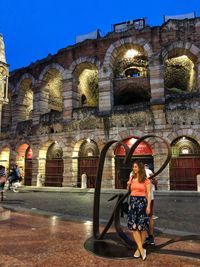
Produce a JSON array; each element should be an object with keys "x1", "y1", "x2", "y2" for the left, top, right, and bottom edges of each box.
[{"x1": 85, "y1": 135, "x2": 172, "y2": 258}]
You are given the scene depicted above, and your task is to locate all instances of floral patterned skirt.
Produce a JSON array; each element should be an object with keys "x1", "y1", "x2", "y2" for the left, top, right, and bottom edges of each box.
[{"x1": 127, "y1": 196, "x2": 149, "y2": 231}]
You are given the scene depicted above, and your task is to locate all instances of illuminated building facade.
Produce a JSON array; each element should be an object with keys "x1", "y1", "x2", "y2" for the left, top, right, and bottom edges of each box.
[{"x1": 1, "y1": 17, "x2": 200, "y2": 190}]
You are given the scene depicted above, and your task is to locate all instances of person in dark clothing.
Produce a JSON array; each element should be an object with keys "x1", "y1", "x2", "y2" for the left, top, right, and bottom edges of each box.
[
  {"x1": 0, "y1": 165, "x2": 7, "y2": 201},
  {"x1": 8, "y1": 165, "x2": 20, "y2": 190}
]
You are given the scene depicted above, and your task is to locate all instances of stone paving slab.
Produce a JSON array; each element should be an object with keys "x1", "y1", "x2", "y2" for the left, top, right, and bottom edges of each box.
[{"x1": 0, "y1": 211, "x2": 199, "y2": 267}]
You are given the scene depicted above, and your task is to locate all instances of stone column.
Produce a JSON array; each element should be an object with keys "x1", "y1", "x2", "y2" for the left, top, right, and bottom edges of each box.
[
  {"x1": 196, "y1": 58, "x2": 200, "y2": 92},
  {"x1": 31, "y1": 146, "x2": 40, "y2": 186},
  {"x1": 62, "y1": 156, "x2": 74, "y2": 187},
  {"x1": 98, "y1": 77, "x2": 113, "y2": 113},
  {"x1": 149, "y1": 57, "x2": 166, "y2": 129},
  {"x1": 0, "y1": 102, "x2": 2, "y2": 135},
  {"x1": 10, "y1": 95, "x2": 19, "y2": 131},
  {"x1": 9, "y1": 148, "x2": 17, "y2": 169},
  {"x1": 149, "y1": 57, "x2": 165, "y2": 104},
  {"x1": 62, "y1": 79, "x2": 73, "y2": 120},
  {"x1": 101, "y1": 155, "x2": 115, "y2": 188},
  {"x1": 32, "y1": 82, "x2": 49, "y2": 125}
]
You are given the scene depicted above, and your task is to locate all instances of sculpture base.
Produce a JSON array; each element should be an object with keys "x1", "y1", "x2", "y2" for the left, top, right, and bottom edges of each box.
[{"x1": 84, "y1": 232, "x2": 136, "y2": 259}]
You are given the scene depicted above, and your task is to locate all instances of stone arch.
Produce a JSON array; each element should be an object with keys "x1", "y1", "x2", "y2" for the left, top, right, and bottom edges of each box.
[
  {"x1": 101, "y1": 38, "x2": 152, "y2": 107},
  {"x1": 162, "y1": 41, "x2": 200, "y2": 92},
  {"x1": 102, "y1": 37, "x2": 153, "y2": 78},
  {"x1": 0, "y1": 145, "x2": 10, "y2": 171},
  {"x1": 39, "y1": 63, "x2": 66, "y2": 81},
  {"x1": 161, "y1": 42, "x2": 200, "y2": 62},
  {"x1": 15, "y1": 142, "x2": 32, "y2": 179},
  {"x1": 38, "y1": 65, "x2": 64, "y2": 112},
  {"x1": 166, "y1": 129, "x2": 200, "y2": 145},
  {"x1": 65, "y1": 57, "x2": 100, "y2": 109},
  {"x1": 72, "y1": 137, "x2": 100, "y2": 188},
  {"x1": 65, "y1": 56, "x2": 100, "y2": 79},
  {"x1": 16, "y1": 78, "x2": 34, "y2": 121},
  {"x1": 15, "y1": 73, "x2": 36, "y2": 92},
  {"x1": 170, "y1": 134, "x2": 200, "y2": 191},
  {"x1": 38, "y1": 139, "x2": 64, "y2": 187}
]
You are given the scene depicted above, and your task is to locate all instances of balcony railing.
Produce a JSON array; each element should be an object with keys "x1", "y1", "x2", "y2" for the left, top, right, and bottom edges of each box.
[{"x1": 114, "y1": 77, "x2": 150, "y2": 92}]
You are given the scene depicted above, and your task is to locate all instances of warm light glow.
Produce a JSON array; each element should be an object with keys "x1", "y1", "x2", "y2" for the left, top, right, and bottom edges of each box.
[
  {"x1": 129, "y1": 138, "x2": 137, "y2": 145},
  {"x1": 181, "y1": 148, "x2": 189, "y2": 154},
  {"x1": 124, "y1": 49, "x2": 139, "y2": 59}
]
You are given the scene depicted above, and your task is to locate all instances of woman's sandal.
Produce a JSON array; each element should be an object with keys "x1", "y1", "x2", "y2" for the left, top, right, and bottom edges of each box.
[
  {"x1": 134, "y1": 249, "x2": 140, "y2": 258},
  {"x1": 141, "y1": 249, "x2": 147, "y2": 261}
]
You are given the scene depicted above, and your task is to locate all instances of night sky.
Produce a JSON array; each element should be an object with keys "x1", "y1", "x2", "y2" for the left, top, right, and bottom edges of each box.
[{"x1": 0, "y1": 0, "x2": 200, "y2": 71}]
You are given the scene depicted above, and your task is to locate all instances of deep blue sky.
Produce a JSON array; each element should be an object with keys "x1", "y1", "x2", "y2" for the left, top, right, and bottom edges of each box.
[{"x1": 0, "y1": 0, "x2": 200, "y2": 71}]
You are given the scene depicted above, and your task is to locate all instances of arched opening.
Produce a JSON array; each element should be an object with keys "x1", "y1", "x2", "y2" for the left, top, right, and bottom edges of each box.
[
  {"x1": 124, "y1": 67, "x2": 140, "y2": 77},
  {"x1": 164, "y1": 50, "x2": 197, "y2": 93},
  {"x1": 78, "y1": 139, "x2": 99, "y2": 188},
  {"x1": 170, "y1": 136, "x2": 200, "y2": 190},
  {"x1": 43, "y1": 68, "x2": 63, "y2": 112},
  {"x1": 45, "y1": 142, "x2": 63, "y2": 187},
  {"x1": 114, "y1": 137, "x2": 153, "y2": 189},
  {"x1": 24, "y1": 146, "x2": 33, "y2": 185},
  {"x1": 0, "y1": 147, "x2": 10, "y2": 172},
  {"x1": 17, "y1": 78, "x2": 33, "y2": 121},
  {"x1": 73, "y1": 63, "x2": 98, "y2": 108},
  {"x1": 16, "y1": 143, "x2": 30, "y2": 180},
  {"x1": 113, "y1": 45, "x2": 150, "y2": 106}
]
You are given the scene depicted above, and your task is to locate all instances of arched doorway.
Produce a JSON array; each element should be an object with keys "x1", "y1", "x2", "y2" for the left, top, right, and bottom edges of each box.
[
  {"x1": 45, "y1": 142, "x2": 63, "y2": 187},
  {"x1": 0, "y1": 147, "x2": 10, "y2": 172},
  {"x1": 24, "y1": 147, "x2": 33, "y2": 185},
  {"x1": 78, "y1": 140, "x2": 99, "y2": 188},
  {"x1": 170, "y1": 137, "x2": 200, "y2": 190},
  {"x1": 16, "y1": 143, "x2": 31, "y2": 181},
  {"x1": 115, "y1": 137, "x2": 153, "y2": 189}
]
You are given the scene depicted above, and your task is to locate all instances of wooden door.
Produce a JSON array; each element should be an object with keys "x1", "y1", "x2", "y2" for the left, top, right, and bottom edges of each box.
[
  {"x1": 24, "y1": 159, "x2": 32, "y2": 185},
  {"x1": 170, "y1": 157, "x2": 200, "y2": 190},
  {"x1": 45, "y1": 159, "x2": 64, "y2": 187},
  {"x1": 78, "y1": 158, "x2": 99, "y2": 188}
]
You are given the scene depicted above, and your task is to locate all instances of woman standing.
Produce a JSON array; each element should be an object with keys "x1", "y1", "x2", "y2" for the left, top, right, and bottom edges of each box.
[{"x1": 127, "y1": 161, "x2": 151, "y2": 260}]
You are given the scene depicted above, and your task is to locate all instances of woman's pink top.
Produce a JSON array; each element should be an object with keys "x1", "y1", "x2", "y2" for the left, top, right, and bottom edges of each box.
[{"x1": 130, "y1": 177, "x2": 150, "y2": 196}]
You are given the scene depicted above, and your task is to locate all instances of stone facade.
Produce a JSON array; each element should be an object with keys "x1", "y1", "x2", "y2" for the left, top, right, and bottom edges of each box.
[{"x1": 1, "y1": 18, "x2": 200, "y2": 190}]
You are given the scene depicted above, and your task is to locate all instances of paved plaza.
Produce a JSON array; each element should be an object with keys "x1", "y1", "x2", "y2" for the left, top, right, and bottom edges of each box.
[
  {"x1": 0, "y1": 211, "x2": 199, "y2": 267},
  {"x1": 0, "y1": 189, "x2": 200, "y2": 266}
]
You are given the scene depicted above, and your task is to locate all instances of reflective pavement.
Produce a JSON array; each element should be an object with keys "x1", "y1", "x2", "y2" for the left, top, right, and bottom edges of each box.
[{"x1": 0, "y1": 211, "x2": 199, "y2": 267}]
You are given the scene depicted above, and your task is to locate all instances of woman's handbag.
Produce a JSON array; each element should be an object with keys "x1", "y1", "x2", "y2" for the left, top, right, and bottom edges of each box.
[{"x1": 120, "y1": 196, "x2": 130, "y2": 217}]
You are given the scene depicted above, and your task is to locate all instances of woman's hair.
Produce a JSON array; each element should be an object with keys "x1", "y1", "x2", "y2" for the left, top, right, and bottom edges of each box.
[{"x1": 132, "y1": 161, "x2": 146, "y2": 183}]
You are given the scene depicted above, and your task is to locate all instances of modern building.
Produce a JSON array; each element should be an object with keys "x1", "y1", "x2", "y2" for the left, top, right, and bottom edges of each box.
[{"x1": 0, "y1": 17, "x2": 200, "y2": 191}]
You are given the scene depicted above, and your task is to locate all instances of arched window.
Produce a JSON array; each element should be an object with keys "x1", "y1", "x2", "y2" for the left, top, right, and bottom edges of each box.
[{"x1": 125, "y1": 68, "x2": 140, "y2": 77}]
